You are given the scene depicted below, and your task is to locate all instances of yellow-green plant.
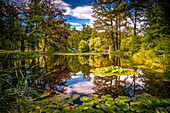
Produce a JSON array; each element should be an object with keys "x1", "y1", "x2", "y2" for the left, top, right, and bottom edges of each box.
[
  {"x1": 0, "y1": 65, "x2": 40, "y2": 112},
  {"x1": 91, "y1": 66, "x2": 139, "y2": 76}
]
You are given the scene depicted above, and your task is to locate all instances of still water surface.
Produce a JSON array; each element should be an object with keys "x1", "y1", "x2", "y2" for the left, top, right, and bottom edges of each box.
[{"x1": 1, "y1": 55, "x2": 169, "y2": 99}]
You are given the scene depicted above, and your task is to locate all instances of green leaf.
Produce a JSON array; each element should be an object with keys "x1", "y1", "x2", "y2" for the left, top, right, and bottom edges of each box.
[
  {"x1": 109, "y1": 105, "x2": 124, "y2": 113},
  {"x1": 84, "y1": 108, "x2": 104, "y2": 113},
  {"x1": 105, "y1": 100, "x2": 116, "y2": 106},
  {"x1": 80, "y1": 96, "x2": 91, "y2": 102},
  {"x1": 117, "y1": 102, "x2": 129, "y2": 111},
  {"x1": 115, "y1": 96, "x2": 131, "y2": 102},
  {"x1": 101, "y1": 95, "x2": 113, "y2": 100},
  {"x1": 72, "y1": 94, "x2": 80, "y2": 100},
  {"x1": 54, "y1": 109, "x2": 61, "y2": 113},
  {"x1": 156, "y1": 107, "x2": 168, "y2": 113}
]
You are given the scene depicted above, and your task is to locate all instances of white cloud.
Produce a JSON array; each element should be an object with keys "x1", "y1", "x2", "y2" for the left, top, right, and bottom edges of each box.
[
  {"x1": 67, "y1": 6, "x2": 93, "y2": 20},
  {"x1": 98, "y1": 30, "x2": 105, "y2": 32},
  {"x1": 75, "y1": 26, "x2": 83, "y2": 31},
  {"x1": 61, "y1": 2, "x2": 94, "y2": 29},
  {"x1": 53, "y1": 0, "x2": 71, "y2": 7},
  {"x1": 65, "y1": 80, "x2": 94, "y2": 95},
  {"x1": 70, "y1": 22, "x2": 81, "y2": 26},
  {"x1": 71, "y1": 75, "x2": 81, "y2": 78}
]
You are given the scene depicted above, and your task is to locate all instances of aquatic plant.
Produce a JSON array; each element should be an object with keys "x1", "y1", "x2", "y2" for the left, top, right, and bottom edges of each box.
[
  {"x1": 91, "y1": 66, "x2": 139, "y2": 76},
  {"x1": 26, "y1": 93, "x2": 80, "y2": 113},
  {"x1": 0, "y1": 65, "x2": 40, "y2": 112},
  {"x1": 21, "y1": 93, "x2": 170, "y2": 113},
  {"x1": 64, "y1": 93, "x2": 170, "y2": 113}
]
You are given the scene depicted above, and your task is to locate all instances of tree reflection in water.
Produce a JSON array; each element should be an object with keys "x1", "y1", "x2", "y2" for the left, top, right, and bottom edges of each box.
[{"x1": 0, "y1": 54, "x2": 169, "y2": 99}]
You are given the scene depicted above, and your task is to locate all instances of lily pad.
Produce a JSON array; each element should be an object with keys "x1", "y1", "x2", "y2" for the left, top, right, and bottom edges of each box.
[
  {"x1": 117, "y1": 102, "x2": 129, "y2": 111},
  {"x1": 115, "y1": 96, "x2": 131, "y2": 102}
]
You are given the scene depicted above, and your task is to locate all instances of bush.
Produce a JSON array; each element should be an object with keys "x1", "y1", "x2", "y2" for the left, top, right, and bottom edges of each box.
[{"x1": 78, "y1": 40, "x2": 90, "y2": 53}]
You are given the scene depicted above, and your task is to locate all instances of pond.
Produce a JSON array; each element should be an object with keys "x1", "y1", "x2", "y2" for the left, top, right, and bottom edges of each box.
[{"x1": 0, "y1": 54, "x2": 169, "y2": 112}]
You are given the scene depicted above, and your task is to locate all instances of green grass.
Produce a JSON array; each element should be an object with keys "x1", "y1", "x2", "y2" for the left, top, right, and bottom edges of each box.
[
  {"x1": 0, "y1": 52, "x2": 44, "y2": 60},
  {"x1": 54, "y1": 52, "x2": 109, "y2": 55}
]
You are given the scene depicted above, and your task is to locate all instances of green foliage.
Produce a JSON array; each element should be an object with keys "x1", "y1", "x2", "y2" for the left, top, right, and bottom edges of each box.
[
  {"x1": 109, "y1": 44, "x2": 116, "y2": 54},
  {"x1": 78, "y1": 56, "x2": 88, "y2": 65},
  {"x1": 0, "y1": 0, "x2": 69, "y2": 52},
  {"x1": 130, "y1": 94, "x2": 170, "y2": 112},
  {"x1": 80, "y1": 25, "x2": 92, "y2": 41},
  {"x1": 50, "y1": 93, "x2": 169, "y2": 113},
  {"x1": 68, "y1": 27, "x2": 80, "y2": 49},
  {"x1": 0, "y1": 65, "x2": 40, "y2": 113},
  {"x1": 89, "y1": 37, "x2": 102, "y2": 52},
  {"x1": 91, "y1": 65, "x2": 139, "y2": 76},
  {"x1": 91, "y1": 29, "x2": 98, "y2": 39},
  {"x1": 26, "y1": 93, "x2": 80, "y2": 113},
  {"x1": 78, "y1": 40, "x2": 90, "y2": 53},
  {"x1": 0, "y1": 52, "x2": 43, "y2": 60}
]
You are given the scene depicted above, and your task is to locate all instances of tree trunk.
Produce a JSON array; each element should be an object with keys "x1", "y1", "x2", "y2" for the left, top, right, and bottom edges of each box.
[
  {"x1": 133, "y1": 75, "x2": 136, "y2": 95},
  {"x1": 21, "y1": 38, "x2": 25, "y2": 52},
  {"x1": 43, "y1": 38, "x2": 47, "y2": 51},
  {"x1": 119, "y1": 32, "x2": 121, "y2": 50},
  {"x1": 110, "y1": 19, "x2": 115, "y2": 51},
  {"x1": 115, "y1": 18, "x2": 119, "y2": 51},
  {"x1": 31, "y1": 44, "x2": 35, "y2": 51},
  {"x1": 118, "y1": 15, "x2": 121, "y2": 50},
  {"x1": 43, "y1": 56, "x2": 47, "y2": 72},
  {"x1": 134, "y1": 7, "x2": 137, "y2": 36}
]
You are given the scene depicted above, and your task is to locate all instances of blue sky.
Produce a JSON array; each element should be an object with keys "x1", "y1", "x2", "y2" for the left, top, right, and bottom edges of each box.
[
  {"x1": 17, "y1": 0, "x2": 93, "y2": 30},
  {"x1": 16, "y1": 0, "x2": 141, "y2": 31},
  {"x1": 60, "y1": 0, "x2": 94, "y2": 30}
]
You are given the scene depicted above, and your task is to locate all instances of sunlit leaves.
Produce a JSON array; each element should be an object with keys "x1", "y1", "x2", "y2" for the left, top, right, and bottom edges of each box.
[
  {"x1": 12, "y1": 91, "x2": 170, "y2": 113},
  {"x1": 89, "y1": 37, "x2": 102, "y2": 52},
  {"x1": 115, "y1": 96, "x2": 131, "y2": 103},
  {"x1": 78, "y1": 40, "x2": 90, "y2": 53},
  {"x1": 130, "y1": 94, "x2": 170, "y2": 112},
  {"x1": 91, "y1": 65, "x2": 139, "y2": 76},
  {"x1": 72, "y1": 94, "x2": 80, "y2": 100},
  {"x1": 28, "y1": 93, "x2": 80, "y2": 113}
]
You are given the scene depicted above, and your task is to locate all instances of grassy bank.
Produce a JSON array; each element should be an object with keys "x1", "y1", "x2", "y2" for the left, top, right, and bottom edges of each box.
[
  {"x1": 54, "y1": 52, "x2": 109, "y2": 55},
  {"x1": 0, "y1": 52, "x2": 44, "y2": 60}
]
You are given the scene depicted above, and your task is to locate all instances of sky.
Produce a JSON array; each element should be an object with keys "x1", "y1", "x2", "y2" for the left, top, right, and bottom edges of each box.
[
  {"x1": 60, "y1": 0, "x2": 94, "y2": 30},
  {"x1": 60, "y1": 0, "x2": 143, "y2": 31},
  {"x1": 16, "y1": 0, "x2": 143, "y2": 31},
  {"x1": 16, "y1": 0, "x2": 93, "y2": 30}
]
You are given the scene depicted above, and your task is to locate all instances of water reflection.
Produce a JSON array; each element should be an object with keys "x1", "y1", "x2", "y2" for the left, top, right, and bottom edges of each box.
[
  {"x1": 92, "y1": 74, "x2": 145, "y2": 97},
  {"x1": 65, "y1": 72, "x2": 94, "y2": 96},
  {"x1": 0, "y1": 54, "x2": 169, "y2": 98}
]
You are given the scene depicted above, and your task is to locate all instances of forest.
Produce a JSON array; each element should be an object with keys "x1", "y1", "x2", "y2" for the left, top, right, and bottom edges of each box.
[
  {"x1": 0, "y1": 0, "x2": 170, "y2": 112},
  {"x1": 0, "y1": 0, "x2": 169, "y2": 55}
]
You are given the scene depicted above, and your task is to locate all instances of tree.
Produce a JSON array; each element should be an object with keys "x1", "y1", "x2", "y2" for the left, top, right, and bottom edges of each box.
[
  {"x1": 78, "y1": 40, "x2": 90, "y2": 53},
  {"x1": 42, "y1": 0, "x2": 68, "y2": 52},
  {"x1": 68, "y1": 27, "x2": 80, "y2": 49},
  {"x1": 0, "y1": 0, "x2": 19, "y2": 50},
  {"x1": 90, "y1": 0, "x2": 128, "y2": 51},
  {"x1": 80, "y1": 24, "x2": 92, "y2": 41},
  {"x1": 143, "y1": 0, "x2": 170, "y2": 54},
  {"x1": 126, "y1": 0, "x2": 148, "y2": 36},
  {"x1": 89, "y1": 37, "x2": 101, "y2": 52},
  {"x1": 91, "y1": 28, "x2": 98, "y2": 39}
]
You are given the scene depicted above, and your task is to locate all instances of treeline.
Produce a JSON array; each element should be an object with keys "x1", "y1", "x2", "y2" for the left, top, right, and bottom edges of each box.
[
  {"x1": 0, "y1": 0, "x2": 169, "y2": 55},
  {"x1": 0, "y1": 0, "x2": 70, "y2": 52},
  {"x1": 68, "y1": 25, "x2": 116, "y2": 53},
  {"x1": 69, "y1": 0, "x2": 169, "y2": 55},
  {"x1": 89, "y1": 0, "x2": 169, "y2": 54}
]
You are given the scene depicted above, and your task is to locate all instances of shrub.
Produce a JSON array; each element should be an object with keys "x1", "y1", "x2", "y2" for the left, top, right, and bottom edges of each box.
[{"x1": 78, "y1": 40, "x2": 90, "y2": 53}]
